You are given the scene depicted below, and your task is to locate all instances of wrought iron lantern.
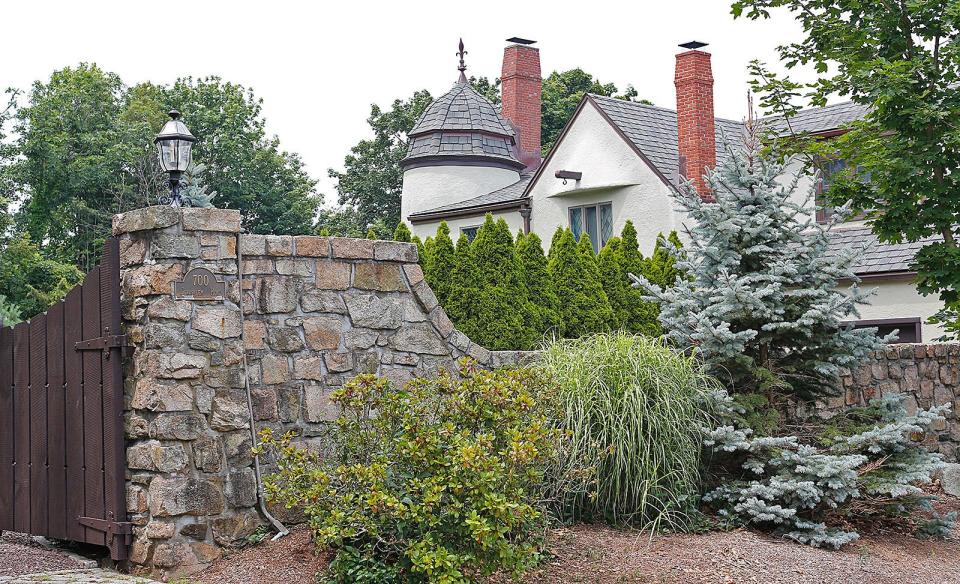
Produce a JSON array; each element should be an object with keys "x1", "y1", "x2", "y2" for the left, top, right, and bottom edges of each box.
[{"x1": 154, "y1": 110, "x2": 197, "y2": 206}]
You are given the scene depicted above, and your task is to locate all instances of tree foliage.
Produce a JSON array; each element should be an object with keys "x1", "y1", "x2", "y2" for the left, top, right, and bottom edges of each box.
[
  {"x1": 392, "y1": 221, "x2": 412, "y2": 242},
  {"x1": 327, "y1": 90, "x2": 433, "y2": 234},
  {"x1": 423, "y1": 222, "x2": 455, "y2": 307},
  {"x1": 0, "y1": 234, "x2": 82, "y2": 319},
  {"x1": 516, "y1": 232, "x2": 560, "y2": 341},
  {"x1": 452, "y1": 215, "x2": 532, "y2": 350},
  {"x1": 548, "y1": 228, "x2": 613, "y2": 338},
  {"x1": 8, "y1": 64, "x2": 319, "y2": 271},
  {"x1": 704, "y1": 391, "x2": 951, "y2": 548},
  {"x1": 541, "y1": 69, "x2": 650, "y2": 154},
  {"x1": 732, "y1": 0, "x2": 960, "y2": 336},
  {"x1": 635, "y1": 124, "x2": 885, "y2": 401}
]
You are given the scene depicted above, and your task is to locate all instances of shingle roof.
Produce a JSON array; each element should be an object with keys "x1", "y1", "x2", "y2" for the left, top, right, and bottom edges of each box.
[
  {"x1": 403, "y1": 81, "x2": 522, "y2": 168},
  {"x1": 761, "y1": 101, "x2": 869, "y2": 135},
  {"x1": 588, "y1": 95, "x2": 745, "y2": 186},
  {"x1": 410, "y1": 173, "x2": 533, "y2": 217},
  {"x1": 409, "y1": 82, "x2": 515, "y2": 137},
  {"x1": 825, "y1": 225, "x2": 939, "y2": 276}
]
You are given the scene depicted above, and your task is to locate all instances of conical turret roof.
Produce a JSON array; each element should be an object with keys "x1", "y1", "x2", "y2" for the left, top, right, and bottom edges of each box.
[{"x1": 402, "y1": 78, "x2": 524, "y2": 170}]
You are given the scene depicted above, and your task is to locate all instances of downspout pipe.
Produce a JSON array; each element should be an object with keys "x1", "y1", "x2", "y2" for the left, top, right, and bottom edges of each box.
[{"x1": 236, "y1": 233, "x2": 289, "y2": 541}]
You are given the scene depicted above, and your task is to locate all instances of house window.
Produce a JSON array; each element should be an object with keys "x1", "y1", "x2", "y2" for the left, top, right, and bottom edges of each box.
[
  {"x1": 815, "y1": 158, "x2": 847, "y2": 223},
  {"x1": 846, "y1": 317, "x2": 922, "y2": 343},
  {"x1": 569, "y1": 203, "x2": 613, "y2": 252},
  {"x1": 460, "y1": 226, "x2": 480, "y2": 242}
]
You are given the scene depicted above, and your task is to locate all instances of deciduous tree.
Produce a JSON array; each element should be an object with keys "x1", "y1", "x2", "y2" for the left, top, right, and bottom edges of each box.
[{"x1": 733, "y1": 0, "x2": 960, "y2": 336}]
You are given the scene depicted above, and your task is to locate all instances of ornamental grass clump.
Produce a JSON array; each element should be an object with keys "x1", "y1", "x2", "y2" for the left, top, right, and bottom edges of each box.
[
  {"x1": 537, "y1": 332, "x2": 723, "y2": 530},
  {"x1": 258, "y1": 361, "x2": 561, "y2": 584}
]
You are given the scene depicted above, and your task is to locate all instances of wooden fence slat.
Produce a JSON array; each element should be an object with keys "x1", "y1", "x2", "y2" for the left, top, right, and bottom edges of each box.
[
  {"x1": 0, "y1": 327, "x2": 14, "y2": 531},
  {"x1": 99, "y1": 239, "x2": 127, "y2": 559},
  {"x1": 81, "y1": 266, "x2": 105, "y2": 547},
  {"x1": 63, "y1": 286, "x2": 85, "y2": 543},
  {"x1": 46, "y1": 301, "x2": 67, "y2": 540},
  {"x1": 29, "y1": 314, "x2": 48, "y2": 536},
  {"x1": 13, "y1": 322, "x2": 30, "y2": 534}
]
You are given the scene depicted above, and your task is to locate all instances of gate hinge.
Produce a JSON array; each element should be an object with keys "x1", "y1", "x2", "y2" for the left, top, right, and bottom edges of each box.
[
  {"x1": 75, "y1": 334, "x2": 130, "y2": 359},
  {"x1": 78, "y1": 516, "x2": 133, "y2": 539}
]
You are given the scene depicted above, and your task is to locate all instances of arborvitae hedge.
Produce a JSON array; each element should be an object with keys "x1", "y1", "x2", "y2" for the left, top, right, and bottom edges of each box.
[
  {"x1": 445, "y1": 233, "x2": 478, "y2": 336},
  {"x1": 421, "y1": 220, "x2": 676, "y2": 348},
  {"x1": 461, "y1": 215, "x2": 533, "y2": 350},
  {"x1": 602, "y1": 222, "x2": 664, "y2": 336},
  {"x1": 598, "y1": 237, "x2": 629, "y2": 328},
  {"x1": 548, "y1": 229, "x2": 613, "y2": 338},
  {"x1": 393, "y1": 221, "x2": 412, "y2": 242},
  {"x1": 424, "y1": 222, "x2": 455, "y2": 307},
  {"x1": 412, "y1": 235, "x2": 425, "y2": 266},
  {"x1": 517, "y1": 231, "x2": 560, "y2": 342}
]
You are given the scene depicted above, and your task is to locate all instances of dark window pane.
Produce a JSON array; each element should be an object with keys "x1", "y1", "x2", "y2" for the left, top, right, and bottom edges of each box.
[
  {"x1": 600, "y1": 204, "x2": 613, "y2": 247},
  {"x1": 570, "y1": 207, "x2": 583, "y2": 240},
  {"x1": 461, "y1": 227, "x2": 479, "y2": 242},
  {"x1": 585, "y1": 206, "x2": 599, "y2": 252}
]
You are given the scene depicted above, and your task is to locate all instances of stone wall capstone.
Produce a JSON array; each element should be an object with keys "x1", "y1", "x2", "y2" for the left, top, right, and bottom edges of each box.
[{"x1": 114, "y1": 207, "x2": 527, "y2": 577}]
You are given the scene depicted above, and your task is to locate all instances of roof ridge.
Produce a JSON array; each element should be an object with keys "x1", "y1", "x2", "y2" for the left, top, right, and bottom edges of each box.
[{"x1": 589, "y1": 94, "x2": 745, "y2": 125}]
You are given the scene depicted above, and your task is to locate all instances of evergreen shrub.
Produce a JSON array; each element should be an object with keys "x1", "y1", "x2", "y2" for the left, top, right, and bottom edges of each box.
[
  {"x1": 259, "y1": 362, "x2": 561, "y2": 583},
  {"x1": 703, "y1": 392, "x2": 953, "y2": 548},
  {"x1": 537, "y1": 332, "x2": 722, "y2": 529}
]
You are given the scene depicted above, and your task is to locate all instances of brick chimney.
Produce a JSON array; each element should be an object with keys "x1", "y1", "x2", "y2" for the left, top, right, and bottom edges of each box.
[
  {"x1": 674, "y1": 41, "x2": 715, "y2": 199},
  {"x1": 501, "y1": 38, "x2": 542, "y2": 169}
]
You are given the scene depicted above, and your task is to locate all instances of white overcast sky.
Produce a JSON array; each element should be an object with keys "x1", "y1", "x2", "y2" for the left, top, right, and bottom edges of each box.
[{"x1": 3, "y1": 0, "x2": 808, "y2": 204}]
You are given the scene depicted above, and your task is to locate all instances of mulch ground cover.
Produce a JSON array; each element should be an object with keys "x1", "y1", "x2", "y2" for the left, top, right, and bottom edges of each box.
[{"x1": 194, "y1": 491, "x2": 960, "y2": 584}]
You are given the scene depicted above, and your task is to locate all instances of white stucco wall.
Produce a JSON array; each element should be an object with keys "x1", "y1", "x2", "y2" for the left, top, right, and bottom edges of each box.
[
  {"x1": 526, "y1": 101, "x2": 680, "y2": 256},
  {"x1": 409, "y1": 210, "x2": 524, "y2": 241},
  {"x1": 400, "y1": 165, "x2": 521, "y2": 222},
  {"x1": 854, "y1": 278, "x2": 944, "y2": 342}
]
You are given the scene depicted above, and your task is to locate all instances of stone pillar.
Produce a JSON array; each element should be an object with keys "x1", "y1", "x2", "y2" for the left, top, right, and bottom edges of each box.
[{"x1": 114, "y1": 206, "x2": 257, "y2": 577}]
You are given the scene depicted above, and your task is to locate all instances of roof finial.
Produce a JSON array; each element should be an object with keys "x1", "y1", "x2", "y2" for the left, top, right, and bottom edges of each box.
[{"x1": 456, "y1": 38, "x2": 468, "y2": 83}]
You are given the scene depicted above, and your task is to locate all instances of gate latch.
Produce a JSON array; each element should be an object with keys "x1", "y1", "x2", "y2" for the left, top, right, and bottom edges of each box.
[{"x1": 75, "y1": 334, "x2": 130, "y2": 359}]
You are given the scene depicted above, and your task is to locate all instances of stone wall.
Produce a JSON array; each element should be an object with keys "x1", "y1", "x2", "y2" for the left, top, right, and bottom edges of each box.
[
  {"x1": 114, "y1": 207, "x2": 525, "y2": 577},
  {"x1": 813, "y1": 344, "x2": 960, "y2": 462}
]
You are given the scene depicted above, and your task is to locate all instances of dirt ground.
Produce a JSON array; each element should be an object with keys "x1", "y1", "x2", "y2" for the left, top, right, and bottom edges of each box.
[
  {"x1": 193, "y1": 493, "x2": 959, "y2": 584},
  {"x1": 0, "y1": 532, "x2": 84, "y2": 577}
]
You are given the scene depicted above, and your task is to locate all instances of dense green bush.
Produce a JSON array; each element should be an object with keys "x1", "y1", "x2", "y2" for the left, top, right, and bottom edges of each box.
[
  {"x1": 703, "y1": 393, "x2": 952, "y2": 548},
  {"x1": 393, "y1": 221, "x2": 412, "y2": 242},
  {"x1": 259, "y1": 362, "x2": 561, "y2": 583},
  {"x1": 423, "y1": 222, "x2": 455, "y2": 307},
  {"x1": 537, "y1": 332, "x2": 722, "y2": 529},
  {"x1": 548, "y1": 228, "x2": 614, "y2": 338},
  {"x1": 516, "y1": 232, "x2": 560, "y2": 339},
  {"x1": 456, "y1": 216, "x2": 533, "y2": 350}
]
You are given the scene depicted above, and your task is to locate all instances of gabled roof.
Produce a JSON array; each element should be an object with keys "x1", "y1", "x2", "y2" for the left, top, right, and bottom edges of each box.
[
  {"x1": 408, "y1": 173, "x2": 533, "y2": 223},
  {"x1": 588, "y1": 94, "x2": 745, "y2": 187}
]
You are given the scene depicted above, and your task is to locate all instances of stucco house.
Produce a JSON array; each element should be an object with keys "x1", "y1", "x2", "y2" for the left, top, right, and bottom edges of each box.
[{"x1": 400, "y1": 39, "x2": 943, "y2": 342}]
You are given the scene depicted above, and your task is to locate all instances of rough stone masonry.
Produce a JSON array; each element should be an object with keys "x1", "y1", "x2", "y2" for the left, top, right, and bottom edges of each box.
[{"x1": 113, "y1": 206, "x2": 525, "y2": 578}]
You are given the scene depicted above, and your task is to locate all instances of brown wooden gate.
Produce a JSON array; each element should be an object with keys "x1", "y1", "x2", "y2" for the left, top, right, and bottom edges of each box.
[{"x1": 0, "y1": 238, "x2": 130, "y2": 560}]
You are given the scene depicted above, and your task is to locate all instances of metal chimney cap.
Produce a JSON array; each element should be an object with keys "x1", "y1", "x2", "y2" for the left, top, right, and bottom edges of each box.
[
  {"x1": 506, "y1": 37, "x2": 536, "y2": 45},
  {"x1": 679, "y1": 41, "x2": 709, "y2": 50}
]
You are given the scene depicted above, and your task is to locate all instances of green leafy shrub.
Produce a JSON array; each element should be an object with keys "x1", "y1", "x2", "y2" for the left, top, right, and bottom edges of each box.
[
  {"x1": 537, "y1": 332, "x2": 722, "y2": 529},
  {"x1": 547, "y1": 228, "x2": 613, "y2": 338},
  {"x1": 259, "y1": 362, "x2": 562, "y2": 583},
  {"x1": 393, "y1": 221, "x2": 412, "y2": 242},
  {"x1": 702, "y1": 393, "x2": 952, "y2": 548},
  {"x1": 423, "y1": 222, "x2": 455, "y2": 306}
]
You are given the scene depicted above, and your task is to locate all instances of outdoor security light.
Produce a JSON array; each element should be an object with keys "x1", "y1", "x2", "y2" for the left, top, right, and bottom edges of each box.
[{"x1": 154, "y1": 109, "x2": 196, "y2": 206}]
